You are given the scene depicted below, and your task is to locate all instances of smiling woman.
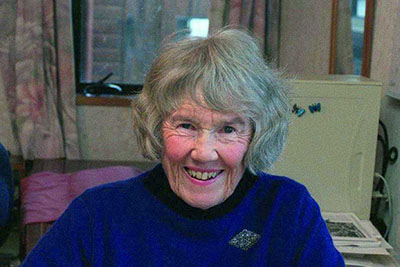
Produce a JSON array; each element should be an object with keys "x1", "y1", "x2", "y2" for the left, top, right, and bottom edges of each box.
[
  {"x1": 161, "y1": 99, "x2": 253, "y2": 209},
  {"x1": 133, "y1": 29, "x2": 291, "y2": 174},
  {"x1": 22, "y1": 29, "x2": 344, "y2": 266}
]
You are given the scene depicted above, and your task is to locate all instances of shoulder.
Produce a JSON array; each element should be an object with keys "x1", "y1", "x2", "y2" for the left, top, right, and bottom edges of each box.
[
  {"x1": 75, "y1": 169, "x2": 153, "y2": 213},
  {"x1": 85, "y1": 170, "x2": 149, "y2": 193},
  {"x1": 256, "y1": 171, "x2": 310, "y2": 198},
  {"x1": 253, "y1": 171, "x2": 320, "y2": 217}
]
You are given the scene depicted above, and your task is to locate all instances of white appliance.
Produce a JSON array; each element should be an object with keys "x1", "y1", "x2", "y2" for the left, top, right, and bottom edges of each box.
[{"x1": 272, "y1": 75, "x2": 382, "y2": 220}]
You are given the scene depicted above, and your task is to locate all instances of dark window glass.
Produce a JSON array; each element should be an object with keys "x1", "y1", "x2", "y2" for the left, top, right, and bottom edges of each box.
[
  {"x1": 350, "y1": 0, "x2": 366, "y2": 75},
  {"x1": 72, "y1": 0, "x2": 209, "y2": 95}
]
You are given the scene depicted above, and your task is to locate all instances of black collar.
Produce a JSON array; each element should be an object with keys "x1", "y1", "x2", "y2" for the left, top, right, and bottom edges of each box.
[{"x1": 143, "y1": 164, "x2": 258, "y2": 220}]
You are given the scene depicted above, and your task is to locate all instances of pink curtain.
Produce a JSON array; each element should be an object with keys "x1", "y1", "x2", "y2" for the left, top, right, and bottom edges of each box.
[
  {"x1": 208, "y1": 0, "x2": 280, "y2": 66},
  {"x1": 0, "y1": 0, "x2": 80, "y2": 160},
  {"x1": 228, "y1": 0, "x2": 267, "y2": 51}
]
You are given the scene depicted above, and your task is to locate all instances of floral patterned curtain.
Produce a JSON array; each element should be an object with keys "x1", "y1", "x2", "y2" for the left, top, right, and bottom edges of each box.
[
  {"x1": 208, "y1": 0, "x2": 280, "y2": 66},
  {"x1": 0, "y1": 0, "x2": 80, "y2": 159}
]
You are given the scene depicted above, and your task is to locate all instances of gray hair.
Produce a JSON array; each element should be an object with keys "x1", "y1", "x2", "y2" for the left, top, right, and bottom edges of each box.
[{"x1": 132, "y1": 28, "x2": 291, "y2": 174}]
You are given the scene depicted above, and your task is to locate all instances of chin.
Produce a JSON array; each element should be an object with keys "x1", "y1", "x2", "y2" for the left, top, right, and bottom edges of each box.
[
  {"x1": 183, "y1": 192, "x2": 227, "y2": 210},
  {"x1": 190, "y1": 201, "x2": 219, "y2": 210}
]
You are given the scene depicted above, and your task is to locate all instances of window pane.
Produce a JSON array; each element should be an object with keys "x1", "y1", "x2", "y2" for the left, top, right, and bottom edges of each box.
[
  {"x1": 79, "y1": 0, "x2": 210, "y2": 85},
  {"x1": 350, "y1": 0, "x2": 365, "y2": 75}
]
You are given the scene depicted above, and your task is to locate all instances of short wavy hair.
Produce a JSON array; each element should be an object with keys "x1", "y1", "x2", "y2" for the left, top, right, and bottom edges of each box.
[{"x1": 132, "y1": 28, "x2": 291, "y2": 174}]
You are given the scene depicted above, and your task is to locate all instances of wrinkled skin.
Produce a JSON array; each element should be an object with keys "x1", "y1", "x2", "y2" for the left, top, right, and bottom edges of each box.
[{"x1": 161, "y1": 98, "x2": 253, "y2": 210}]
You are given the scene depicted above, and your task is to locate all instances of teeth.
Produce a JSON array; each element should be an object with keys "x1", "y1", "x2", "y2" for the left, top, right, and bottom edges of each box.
[{"x1": 187, "y1": 169, "x2": 219, "y2": 180}]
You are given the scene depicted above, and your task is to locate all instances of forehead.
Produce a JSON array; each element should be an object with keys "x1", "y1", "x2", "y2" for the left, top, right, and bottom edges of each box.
[{"x1": 167, "y1": 99, "x2": 249, "y2": 125}]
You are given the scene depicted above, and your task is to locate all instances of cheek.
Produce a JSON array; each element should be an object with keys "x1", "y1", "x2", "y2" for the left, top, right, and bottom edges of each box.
[
  {"x1": 163, "y1": 135, "x2": 192, "y2": 162},
  {"x1": 219, "y1": 142, "x2": 249, "y2": 168}
]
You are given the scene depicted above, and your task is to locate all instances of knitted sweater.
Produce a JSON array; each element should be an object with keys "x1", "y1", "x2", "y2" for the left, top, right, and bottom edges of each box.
[
  {"x1": 22, "y1": 164, "x2": 344, "y2": 266},
  {"x1": 0, "y1": 143, "x2": 12, "y2": 228}
]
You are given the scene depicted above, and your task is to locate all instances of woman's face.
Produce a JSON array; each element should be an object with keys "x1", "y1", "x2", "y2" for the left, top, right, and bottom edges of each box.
[{"x1": 161, "y1": 98, "x2": 252, "y2": 210}]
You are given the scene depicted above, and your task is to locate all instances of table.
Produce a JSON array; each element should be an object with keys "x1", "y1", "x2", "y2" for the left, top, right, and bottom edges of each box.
[{"x1": 22, "y1": 159, "x2": 156, "y2": 257}]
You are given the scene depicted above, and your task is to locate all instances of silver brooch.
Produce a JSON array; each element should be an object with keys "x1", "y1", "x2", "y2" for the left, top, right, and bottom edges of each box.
[{"x1": 229, "y1": 229, "x2": 261, "y2": 251}]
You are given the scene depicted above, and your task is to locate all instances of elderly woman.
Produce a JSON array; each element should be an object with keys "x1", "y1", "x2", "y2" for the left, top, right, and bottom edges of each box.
[{"x1": 22, "y1": 29, "x2": 344, "y2": 266}]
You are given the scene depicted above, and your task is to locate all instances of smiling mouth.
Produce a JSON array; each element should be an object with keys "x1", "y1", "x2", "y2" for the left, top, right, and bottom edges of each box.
[{"x1": 185, "y1": 167, "x2": 223, "y2": 181}]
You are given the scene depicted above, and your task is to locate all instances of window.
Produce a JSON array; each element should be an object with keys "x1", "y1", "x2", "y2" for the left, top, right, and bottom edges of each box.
[
  {"x1": 350, "y1": 0, "x2": 366, "y2": 75},
  {"x1": 72, "y1": 0, "x2": 210, "y2": 96}
]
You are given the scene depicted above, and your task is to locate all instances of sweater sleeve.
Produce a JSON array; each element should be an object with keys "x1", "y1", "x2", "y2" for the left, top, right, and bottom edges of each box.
[
  {"x1": 21, "y1": 197, "x2": 93, "y2": 267},
  {"x1": 293, "y1": 190, "x2": 345, "y2": 267}
]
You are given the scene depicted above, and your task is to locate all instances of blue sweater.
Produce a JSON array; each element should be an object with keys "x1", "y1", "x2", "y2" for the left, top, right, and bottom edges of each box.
[
  {"x1": 22, "y1": 165, "x2": 344, "y2": 266},
  {"x1": 0, "y1": 143, "x2": 12, "y2": 228}
]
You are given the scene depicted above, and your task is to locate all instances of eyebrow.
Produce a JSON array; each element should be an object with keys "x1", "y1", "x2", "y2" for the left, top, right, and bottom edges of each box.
[
  {"x1": 169, "y1": 115, "x2": 198, "y2": 124},
  {"x1": 169, "y1": 114, "x2": 247, "y2": 126},
  {"x1": 223, "y1": 117, "x2": 247, "y2": 126}
]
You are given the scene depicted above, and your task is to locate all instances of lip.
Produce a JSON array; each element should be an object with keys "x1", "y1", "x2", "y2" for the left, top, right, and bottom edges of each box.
[
  {"x1": 185, "y1": 166, "x2": 222, "y2": 172},
  {"x1": 184, "y1": 167, "x2": 223, "y2": 186}
]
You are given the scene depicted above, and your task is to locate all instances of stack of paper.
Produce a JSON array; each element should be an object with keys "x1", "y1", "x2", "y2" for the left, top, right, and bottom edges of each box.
[{"x1": 322, "y1": 212, "x2": 399, "y2": 266}]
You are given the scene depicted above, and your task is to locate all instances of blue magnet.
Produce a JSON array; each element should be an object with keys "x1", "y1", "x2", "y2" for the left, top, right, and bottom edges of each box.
[
  {"x1": 309, "y1": 103, "x2": 321, "y2": 113},
  {"x1": 292, "y1": 104, "x2": 299, "y2": 114},
  {"x1": 296, "y1": 108, "x2": 305, "y2": 117}
]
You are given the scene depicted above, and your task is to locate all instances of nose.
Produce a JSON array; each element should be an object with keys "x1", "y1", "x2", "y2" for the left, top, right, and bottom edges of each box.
[{"x1": 191, "y1": 131, "x2": 218, "y2": 162}]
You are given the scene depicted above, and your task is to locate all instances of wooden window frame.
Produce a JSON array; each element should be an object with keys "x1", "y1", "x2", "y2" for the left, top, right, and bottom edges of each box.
[{"x1": 329, "y1": 0, "x2": 375, "y2": 77}]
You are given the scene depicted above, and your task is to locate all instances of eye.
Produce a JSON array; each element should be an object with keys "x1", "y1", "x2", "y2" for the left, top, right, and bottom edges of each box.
[
  {"x1": 222, "y1": 126, "x2": 236, "y2": 134},
  {"x1": 179, "y1": 123, "x2": 194, "y2": 130}
]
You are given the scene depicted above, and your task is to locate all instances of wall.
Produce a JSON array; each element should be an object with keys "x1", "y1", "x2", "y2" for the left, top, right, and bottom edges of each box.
[
  {"x1": 0, "y1": 91, "x2": 147, "y2": 162},
  {"x1": 76, "y1": 104, "x2": 147, "y2": 162},
  {"x1": 279, "y1": 0, "x2": 332, "y2": 74},
  {"x1": 370, "y1": 0, "x2": 400, "y2": 257}
]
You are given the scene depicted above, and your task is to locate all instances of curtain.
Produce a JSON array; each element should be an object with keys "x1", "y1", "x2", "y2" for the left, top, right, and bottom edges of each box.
[
  {"x1": 208, "y1": 0, "x2": 281, "y2": 66},
  {"x1": 0, "y1": 0, "x2": 80, "y2": 160}
]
